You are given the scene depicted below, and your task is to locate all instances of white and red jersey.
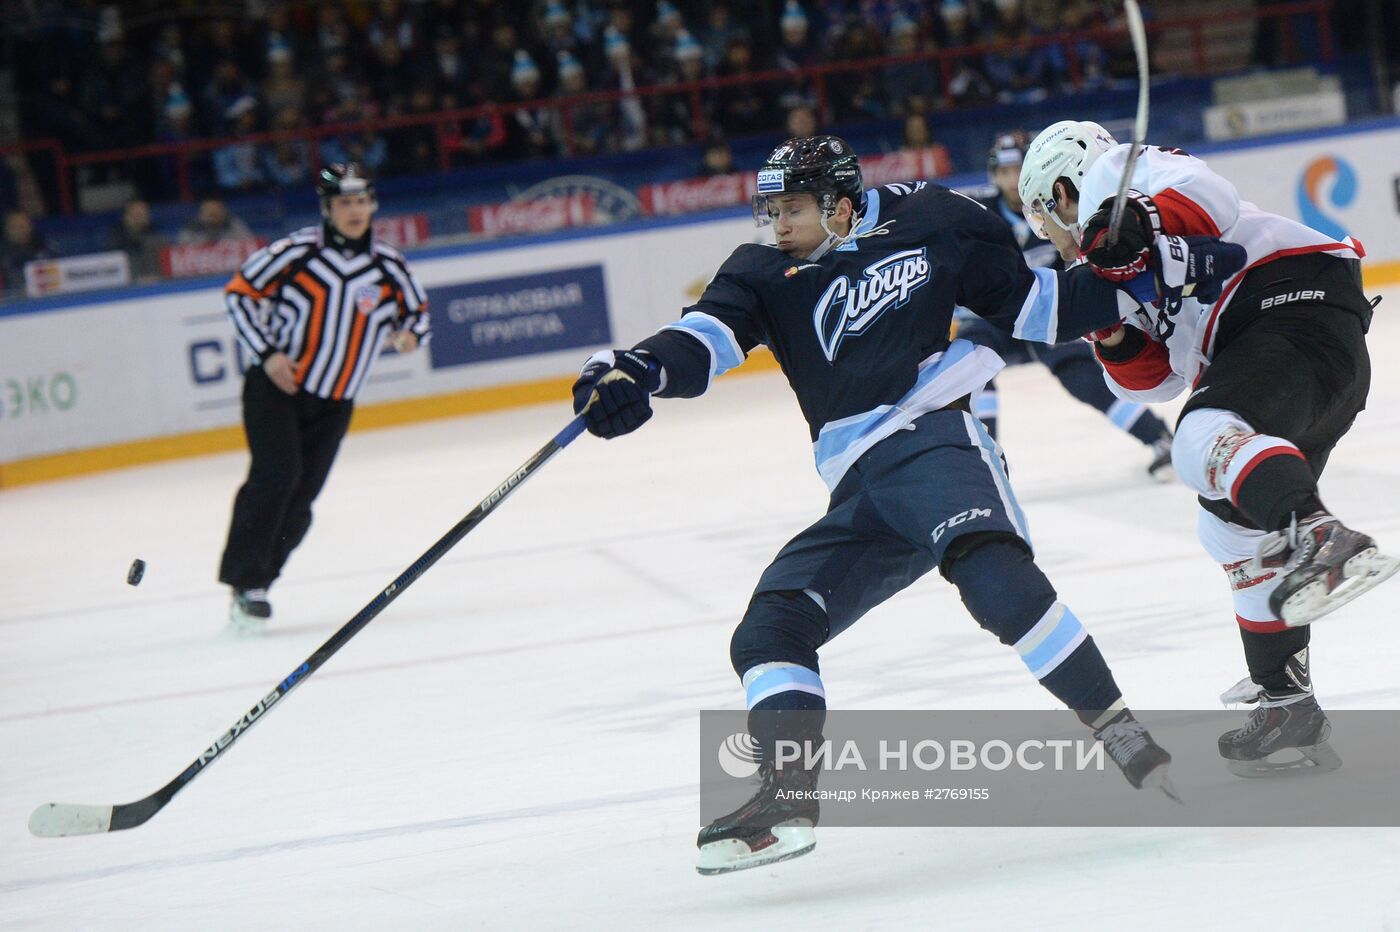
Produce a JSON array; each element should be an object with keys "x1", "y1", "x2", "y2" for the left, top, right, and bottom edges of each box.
[{"x1": 1078, "y1": 144, "x2": 1364, "y2": 402}]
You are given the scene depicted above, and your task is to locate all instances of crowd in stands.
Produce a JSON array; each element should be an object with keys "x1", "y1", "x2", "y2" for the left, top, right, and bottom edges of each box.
[
  {"x1": 1, "y1": 0, "x2": 1363, "y2": 297},
  {"x1": 11, "y1": 0, "x2": 1134, "y2": 203},
  {"x1": 2, "y1": 196, "x2": 259, "y2": 293}
]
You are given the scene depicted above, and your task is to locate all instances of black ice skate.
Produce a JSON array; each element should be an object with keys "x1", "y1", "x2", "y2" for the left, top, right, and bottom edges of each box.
[
  {"x1": 1219, "y1": 693, "x2": 1341, "y2": 777},
  {"x1": 229, "y1": 588, "x2": 272, "y2": 636},
  {"x1": 1095, "y1": 712, "x2": 1181, "y2": 802},
  {"x1": 1146, "y1": 432, "x2": 1174, "y2": 482},
  {"x1": 696, "y1": 761, "x2": 818, "y2": 876},
  {"x1": 1218, "y1": 647, "x2": 1340, "y2": 777},
  {"x1": 1262, "y1": 512, "x2": 1400, "y2": 626}
]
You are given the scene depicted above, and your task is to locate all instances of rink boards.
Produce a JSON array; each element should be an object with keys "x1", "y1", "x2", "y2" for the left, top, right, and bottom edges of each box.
[{"x1": 2, "y1": 118, "x2": 1399, "y2": 485}]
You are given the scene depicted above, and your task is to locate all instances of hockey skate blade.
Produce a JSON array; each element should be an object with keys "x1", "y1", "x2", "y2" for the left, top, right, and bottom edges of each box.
[
  {"x1": 1225, "y1": 742, "x2": 1343, "y2": 778},
  {"x1": 1140, "y1": 768, "x2": 1185, "y2": 805},
  {"x1": 225, "y1": 613, "x2": 268, "y2": 637},
  {"x1": 696, "y1": 824, "x2": 816, "y2": 876},
  {"x1": 1280, "y1": 550, "x2": 1400, "y2": 627},
  {"x1": 29, "y1": 802, "x2": 114, "y2": 837}
]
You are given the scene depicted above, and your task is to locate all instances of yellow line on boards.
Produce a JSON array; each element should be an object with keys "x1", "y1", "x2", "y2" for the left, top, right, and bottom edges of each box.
[
  {"x1": 8, "y1": 246, "x2": 1400, "y2": 493},
  {"x1": 1362, "y1": 259, "x2": 1400, "y2": 289},
  {"x1": 10, "y1": 244, "x2": 1400, "y2": 490},
  {"x1": 0, "y1": 352, "x2": 783, "y2": 489}
]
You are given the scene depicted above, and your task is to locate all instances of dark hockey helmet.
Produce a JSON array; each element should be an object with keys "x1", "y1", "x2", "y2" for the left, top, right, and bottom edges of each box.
[
  {"x1": 752, "y1": 135, "x2": 864, "y2": 226},
  {"x1": 316, "y1": 163, "x2": 376, "y2": 215},
  {"x1": 987, "y1": 130, "x2": 1030, "y2": 172}
]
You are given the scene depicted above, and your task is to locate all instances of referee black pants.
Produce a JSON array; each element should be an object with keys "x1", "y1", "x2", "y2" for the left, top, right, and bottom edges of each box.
[{"x1": 218, "y1": 366, "x2": 354, "y2": 591}]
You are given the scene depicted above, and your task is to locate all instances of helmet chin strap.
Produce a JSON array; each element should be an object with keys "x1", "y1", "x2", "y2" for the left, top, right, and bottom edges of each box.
[
  {"x1": 805, "y1": 208, "x2": 857, "y2": 261},
  {"x1": 1047, "y1": 209, "x2": 1081, "y2": 242}
]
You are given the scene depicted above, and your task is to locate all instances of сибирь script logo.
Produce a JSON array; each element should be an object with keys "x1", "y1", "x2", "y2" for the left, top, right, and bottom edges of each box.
[{"x1": 814, "y1": 248, "x2": 931, "y2": 361}]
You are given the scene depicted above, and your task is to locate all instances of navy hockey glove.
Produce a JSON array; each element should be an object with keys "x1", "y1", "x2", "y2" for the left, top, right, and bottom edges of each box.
[
  {"x1": 1157, "y1": 235, "x2": 1248, "y2": 306},
  {"x1": 1093, "y1": 234, "x2": 1249, "y2": 308},
  {"x1": 1080, "y1": 192, "x2": 1162, "y2": 282},
  {"x1": 571, "y1": 349, "x2": 663, "y2": 439}
]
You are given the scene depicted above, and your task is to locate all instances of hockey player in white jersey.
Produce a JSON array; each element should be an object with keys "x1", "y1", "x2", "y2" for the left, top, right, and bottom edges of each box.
[
  {"x1": 958, "y1": 130, "x2": 1176, "y2": 479},
  {"x1": 1019, "y1": 120, "x2": 1398, "y2": 775}
]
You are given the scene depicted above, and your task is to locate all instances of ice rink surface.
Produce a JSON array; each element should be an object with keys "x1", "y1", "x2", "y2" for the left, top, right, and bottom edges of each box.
[{"x1": 4, "y1": 291, "x2": 1400, "y2": 930}]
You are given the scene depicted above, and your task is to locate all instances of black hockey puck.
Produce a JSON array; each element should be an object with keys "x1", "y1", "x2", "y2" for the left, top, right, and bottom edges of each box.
[{"x1": 127, "y1": 559, "x2": 146, "y2": 586}]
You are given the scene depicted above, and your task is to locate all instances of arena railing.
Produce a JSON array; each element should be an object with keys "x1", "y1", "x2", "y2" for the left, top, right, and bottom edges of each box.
[{"x1": 6, "y1": 0, "x2": 1332, "y2": 216}]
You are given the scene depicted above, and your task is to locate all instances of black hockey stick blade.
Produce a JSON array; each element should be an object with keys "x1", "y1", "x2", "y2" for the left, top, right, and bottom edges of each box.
[{"x1": 30, "y1": 414, "x2": 589, "y2": 837}]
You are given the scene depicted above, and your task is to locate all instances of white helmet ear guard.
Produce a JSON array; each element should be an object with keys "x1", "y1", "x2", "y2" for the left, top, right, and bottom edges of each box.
[{"x1": 1018, "y1": 120, "x2": 1117, "y2": 241}]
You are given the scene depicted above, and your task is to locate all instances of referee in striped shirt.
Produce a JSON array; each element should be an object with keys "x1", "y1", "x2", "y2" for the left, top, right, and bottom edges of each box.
[{"x1": 218, "y1": 163, "x2": 429, "y2": 633}]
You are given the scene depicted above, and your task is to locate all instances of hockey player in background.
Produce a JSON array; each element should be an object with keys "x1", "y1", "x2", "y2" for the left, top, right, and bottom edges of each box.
[
  {"x1": 1018, "y1": 120, "x2": 1398, "y2": 777},
  {"x1": 957, "y1": 131, "x2": 1175, "y2": 478},
  {"x1": 569, "y1": 137, "x2": 1245, "y2": 874}
]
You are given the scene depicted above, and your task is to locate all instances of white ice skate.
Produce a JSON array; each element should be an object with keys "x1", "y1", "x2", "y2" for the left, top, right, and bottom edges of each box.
[
  {"x1": 1260, "y1": 513, "x2": 1400, "y2": 626},
  {"x1": 696, "y1": 822, "x2": 817, "y2": 876},
  {"x1": 697, "y1": 761, "x2": 819, "y2": 875}
]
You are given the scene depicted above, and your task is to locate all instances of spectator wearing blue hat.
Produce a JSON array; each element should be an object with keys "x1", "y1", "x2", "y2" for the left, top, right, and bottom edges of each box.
[
  {"x1": 600, "y1": 26, "x2": 650, "y2": 151},
  {"x1": 647, "y1": 0, "x2": 690, "y2": 75},
  {"x1": 553, "y1": 51, "x2": 613, "y2": 155},
  {"x1": 653, "y1": 29, "x2": 712, "y2": 145},
  {"x1": 503, "y1": 51, "x2": 555, "y2": 158},
  {"x1": 777, "y1": 1, "x2": 816, "y2": 71},
  {"x1": 542, "y1": 2, "x2": 583, "y2": 59},
  {"x1": 653, "y1": 1, "x2": 685, "y2": 42}
]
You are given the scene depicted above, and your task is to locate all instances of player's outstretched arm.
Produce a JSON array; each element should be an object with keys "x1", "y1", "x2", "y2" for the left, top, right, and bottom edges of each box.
[
  {"x1": 947, "y1": 189, "x2": 1134, "y2": 343},
  {"x1": 572, "y1": 244, "x2": 768, "y2": 438}
]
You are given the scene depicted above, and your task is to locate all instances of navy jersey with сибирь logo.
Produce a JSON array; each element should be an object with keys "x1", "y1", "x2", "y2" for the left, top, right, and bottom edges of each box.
[{"x1": 634, "y1": 182, "x2": 1136, "y2": 490}]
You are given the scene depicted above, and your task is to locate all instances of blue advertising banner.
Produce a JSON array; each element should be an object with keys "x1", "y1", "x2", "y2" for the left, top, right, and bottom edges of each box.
[{"x1": 428, "y1": 265, "x2": 611, "y2": 369}]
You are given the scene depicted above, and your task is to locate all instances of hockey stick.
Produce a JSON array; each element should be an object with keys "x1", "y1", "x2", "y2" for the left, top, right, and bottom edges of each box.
[
  {"x1": 29, "y1": 413, "x2": 590, "y2": 838},
  {"x1": 1103, "y1": 0, "x2": 1150, "y2": 248}
]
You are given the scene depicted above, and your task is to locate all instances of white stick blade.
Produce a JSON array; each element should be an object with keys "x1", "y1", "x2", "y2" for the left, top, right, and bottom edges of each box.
[{"x1": 29, "y1": 802, "x2": 114, "y2": 837}]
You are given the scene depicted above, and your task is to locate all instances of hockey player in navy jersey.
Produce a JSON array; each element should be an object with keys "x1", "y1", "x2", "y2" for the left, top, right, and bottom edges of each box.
[
  {"x1": 956, "y1": 131, "x2": 1175, "y2": 478},
  {"x1": 1018, "y1": 120, "x2": 1399, "y2": 778},
  {"x1": 570, "y1": 137, "x2": 1246, "y2": 874}
]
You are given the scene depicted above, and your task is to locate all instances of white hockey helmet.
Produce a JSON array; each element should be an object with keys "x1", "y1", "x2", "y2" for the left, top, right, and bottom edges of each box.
[{"x1": 1018, "y1": 120, "x2": 1117, "y2": 241}]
